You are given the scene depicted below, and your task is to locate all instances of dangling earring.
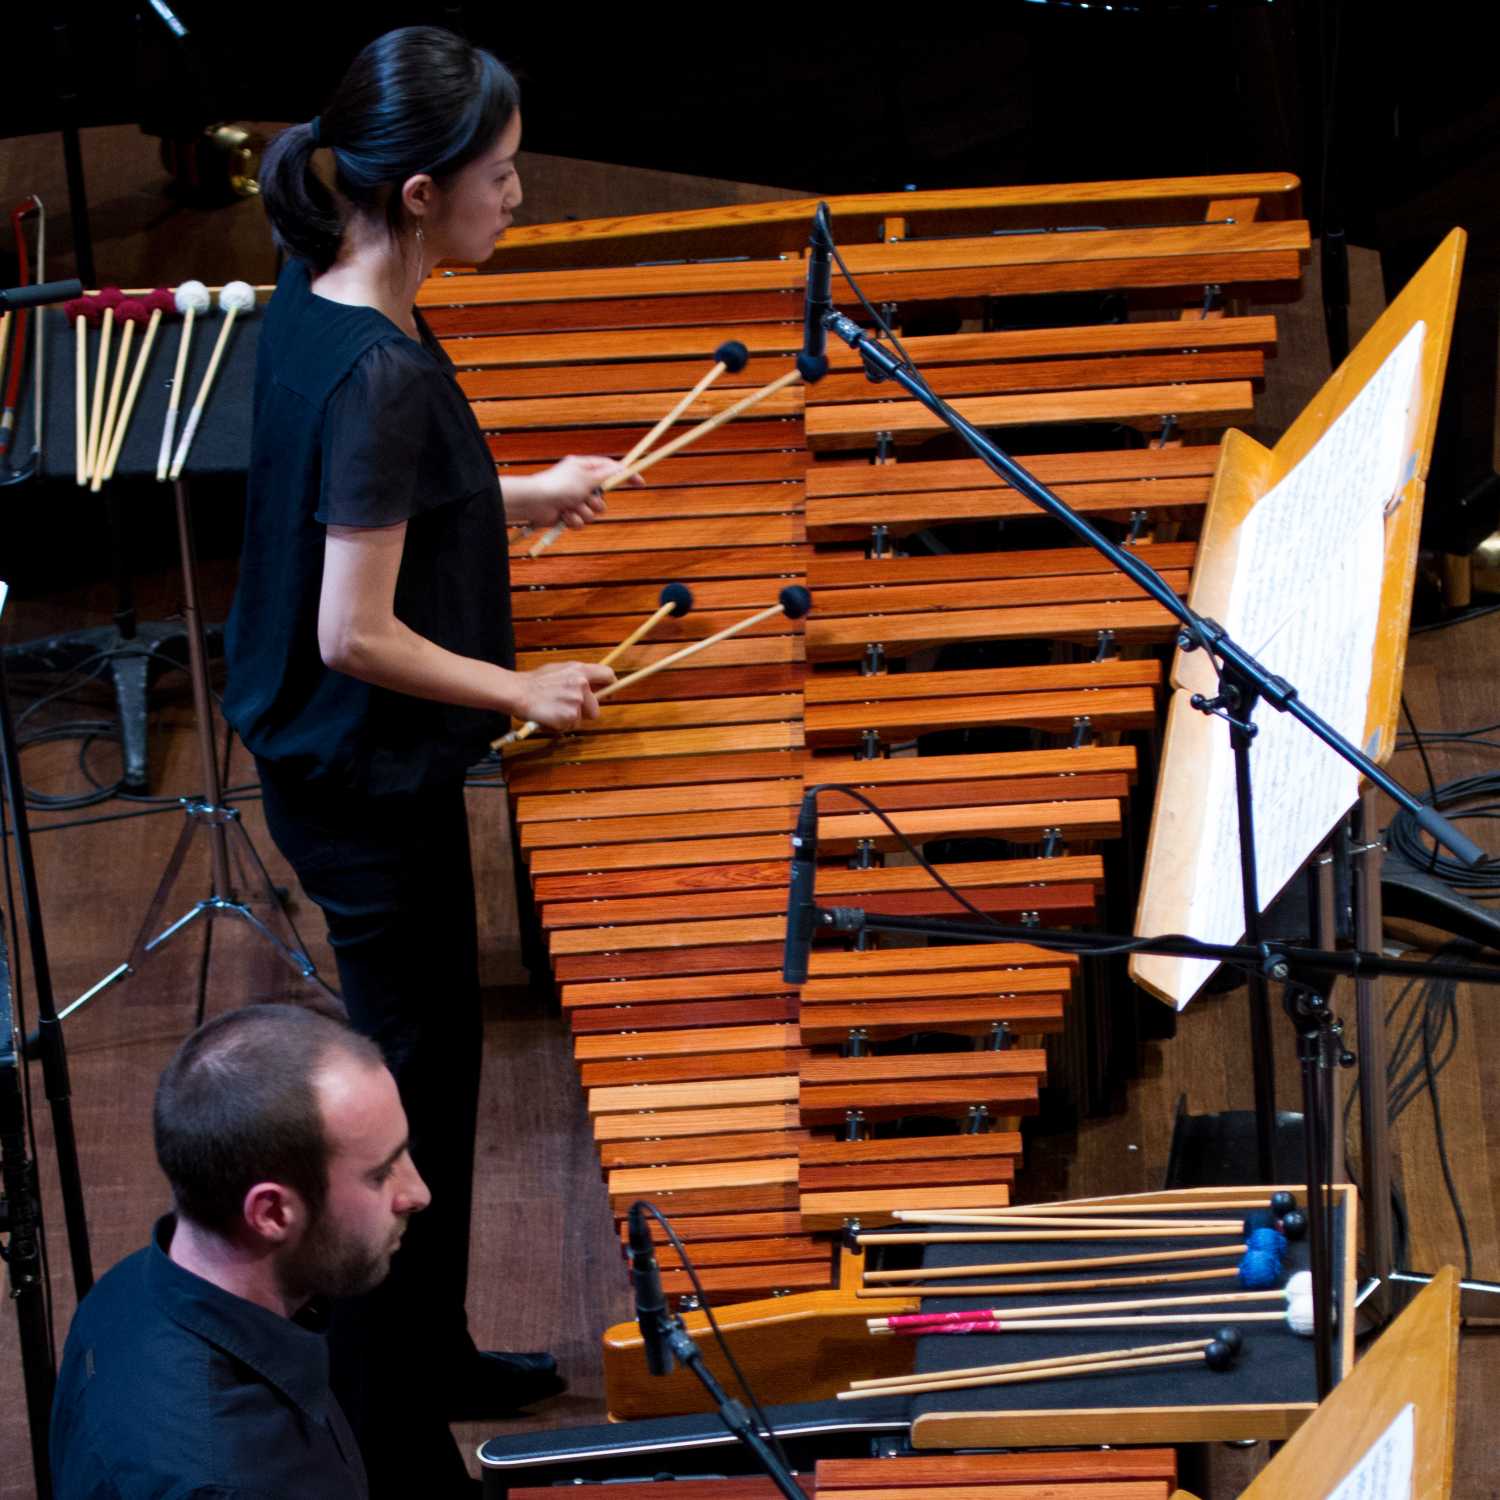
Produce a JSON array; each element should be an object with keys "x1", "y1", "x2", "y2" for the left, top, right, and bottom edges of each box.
[{"x1": 415, "y1": 222, "x2": 425, "y2": 252}]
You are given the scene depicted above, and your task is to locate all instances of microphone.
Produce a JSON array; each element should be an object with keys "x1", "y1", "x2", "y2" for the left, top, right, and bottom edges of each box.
[
  {"x1": 781, "y1": 788, "x2": 820, "y2": 985},
  {"x1": 0, "y1": 278, "x2": 84, "y2": 312},
  {"x1": 627, "y1": 1201, "x2": 675, "y2": 1376},
  {"x1": 795, "y1": 203, "x2": 833, "y2": 384}
]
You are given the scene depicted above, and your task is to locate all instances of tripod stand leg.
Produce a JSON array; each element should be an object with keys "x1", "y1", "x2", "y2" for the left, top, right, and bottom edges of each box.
[{"x1": 223, "y1": 812, "x2": 339, "y2": 1002}]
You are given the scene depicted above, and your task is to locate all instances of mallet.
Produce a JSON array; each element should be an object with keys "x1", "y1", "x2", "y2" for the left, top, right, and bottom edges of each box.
[
  {"x1": 526, "y1": 340, "x2": 750, "y2": 560},
  {"x1": 492, "y1": 582, "x2": 695, "y2": 749},
  {"x1": 158, "y1": 280, "x2": 210, "y2": 480},
  {"x1": 170, "y1": 280, "x2": 256, "y2": 480}
]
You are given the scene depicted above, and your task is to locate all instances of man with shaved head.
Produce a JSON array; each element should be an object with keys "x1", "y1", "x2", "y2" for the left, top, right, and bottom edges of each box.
[{"x1": 49, "y1": 1003, "x2": 430, "y2": 1498}]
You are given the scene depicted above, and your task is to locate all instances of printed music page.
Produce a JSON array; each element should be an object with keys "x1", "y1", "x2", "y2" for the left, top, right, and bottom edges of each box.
[
  {"x1": 1323, "y1": 1402, "x2": 1416, "y2": 1500},
  {"x1": 1167, "y1": 321, "x2": 1426, "y2": 1004}
]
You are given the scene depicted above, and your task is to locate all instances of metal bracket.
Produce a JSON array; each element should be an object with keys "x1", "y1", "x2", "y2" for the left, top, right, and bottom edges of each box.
[
  {"x1": 843, "y1": 1109, "x2": 868, "y2": 1142},
  {"x1": 1040, "y1": 826, "x2": 1063, "y2": 858},
  {"x1": 1071, "y1": 715, "x2": 1094, "y2": 748},
  {"x1": 1125, "y1": 510, "x2": 1149, "y2": 545},
  {"x1": 1093, "y1": 629, "x2": 1116, "y2": 661},
  {"x1": 1020, "y1": 910, "x2": 1041, "y2": 928},
  {"x1": 1155, "y1": 413, "x2": 1178, "y2": 447},
  {"x1": 861, "y1": 642, "x2": 887, "y2": 676},
  {"x1": 964, "y1": 1104, "x2": 992, "y2": 1135},
  {"x1": 869, "y1": 522, "x2": 891, "y2": 559},
  {"x1": 849, "y1": 838, "x2": 879, "y2": 870},
  {"x1": 874, "y1": 432, "x2": 893, "y2": 465},
  {"x1": 856, "y1": 729, "x2": 885, "y2": 761},
  {"x1": 845, "y1": 1027, "x2": 870, "y2": 1058},
  {"x1": 987, "y1": 1021, "x2": 1012, "y2": 1052}
]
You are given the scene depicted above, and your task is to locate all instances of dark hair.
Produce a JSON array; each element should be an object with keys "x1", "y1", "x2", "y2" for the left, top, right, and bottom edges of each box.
[
  {"x1": 259, "y1": 25, "x2": 520, "y2": 270},
  {"x1": 153, "y1": 1003, "x2": 383, "y2": 1234}
]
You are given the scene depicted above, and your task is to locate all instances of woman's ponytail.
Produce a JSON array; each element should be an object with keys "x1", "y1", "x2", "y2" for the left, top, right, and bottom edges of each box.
[
  {"x1": 259, "y1": 29, "x2": 519, "y2": 271},
  {"x1": 259, "y1": 120, "x2": 345, "y2": 271}
]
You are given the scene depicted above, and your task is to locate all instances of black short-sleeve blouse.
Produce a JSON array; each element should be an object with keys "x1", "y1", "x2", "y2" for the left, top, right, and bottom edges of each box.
[{"x1": 224, "y1": 259, "x2": 512, "y2": 795}]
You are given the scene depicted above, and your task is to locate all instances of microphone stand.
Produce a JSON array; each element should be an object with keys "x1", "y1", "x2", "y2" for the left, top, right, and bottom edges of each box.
[
  {"x1": 811, "y1": 307, "x2": 1490, "y2": 1401},
  {"x1": 800, "y1": 892, "x2": 1500, "y2": 1401},
  {"x1": 639, "y1": 1308, "x2": 807, "y2": 1500}
]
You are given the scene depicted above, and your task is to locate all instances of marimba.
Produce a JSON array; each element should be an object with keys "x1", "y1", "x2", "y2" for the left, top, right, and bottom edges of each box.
[{"x1": 417, "y1": 174, "x2": 1308, "y2": 1418}]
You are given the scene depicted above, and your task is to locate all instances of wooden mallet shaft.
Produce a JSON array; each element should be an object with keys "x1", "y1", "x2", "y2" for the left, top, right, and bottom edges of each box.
[
  {"x1": 524, "y1": 362, "x2": 740, "y2": 561},
  {"x1": 91, "y1": 315, "x2": 138, "y2": 488},
  {"x1": 98, "y1": 308, "x2": 165, "y2": 487},
  {"x1": 847, "y1": 1338, "x2": 1210, "y2": 1394},
  {"x1": 839, "y1": 1347, "x2": 1213, "y2": 1401},
  {"x1": 600, "y1": 367, "x2": 802, "y2": 492},
  {"x1": 858, "y1": 1265, "x2": 1240, "y2": 1302},
  {"x1": 158, "y1": 304, "x2": 196, "y2": 481},
  {"x1": 74, "y1": 311, "x2": 88, "y2": 485},
  {"x1": 491, "y1": 598, "x2": 683, "y2": 751},
  {"x1": 595, "y1": 598, "x2": 792, "y2": 702},
  {"x1": 871, "y1": 1285, "x2": 1284, "y2": 1334},
  {"x1": 169, "y1": 305, "x2": 240, "y2": 480},
  {"x1": 877, "y1": 1223, "x2": 1250, "y2": 1242},
  {"x1": 860, "y1": 1242, "x2": 1248, "y2": 1280},
  {"x1": 86, "y1": 305, "x2": 114, "y2": 484}
]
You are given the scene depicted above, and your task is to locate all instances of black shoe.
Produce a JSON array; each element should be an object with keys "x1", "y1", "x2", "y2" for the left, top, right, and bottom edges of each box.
[{"x1": 446, "y1": 1350, "x2": 567, "y2": 1419}]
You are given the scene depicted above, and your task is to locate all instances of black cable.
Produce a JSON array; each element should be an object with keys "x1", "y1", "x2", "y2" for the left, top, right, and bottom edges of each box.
[
  {"x1": 1386, "y1": 771, "x2": 1500, "y2": 894},
  {"x1": 639, "y1": 1202, "x2": 795, "y2": 1477},
  {"x1": 800, "y1": 782, "x2": 1257, "y2": 970},
  {"x1": 824, "y1": 237, "x2": 928, "y2": 394}
]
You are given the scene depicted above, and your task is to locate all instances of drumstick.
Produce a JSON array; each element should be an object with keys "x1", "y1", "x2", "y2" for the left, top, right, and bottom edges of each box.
[
  {"x1": 594, "y1": 585, "x2": 811, "y2": 703},
  {"x1": 158, "y1": 280, "x2": 209, "y2": 480},
  {"x1": 525, "y1": 341, "x2": 751, "y2": 560},
  {"x1": 839, "y1": 1337, "x2": 1240, "y2": 1401},
  {"x1": 170, "y1": 280, "x2": 256, "y2": 480},
  {"x1": 870, "y1": 1280, "x2": 1298, "y2": 1334},
  {"x1": 91, "y1": 299, "x2": 146, "y2": 487},
  {"x1": 602, "y1": 367, "x2": 802, "y2": 492},
  {"x1": 847, "y1": 1337, "x2": 1218, "y2": 1392},
  {"x1": 86, "y1": 290, "x2": 121, "y2": 484},
  {"x1": 98, "y1": 290, "x2": 172, "y2": 487},
  {"x1": 491, "y1": 582, "x2": 694, "y2": 749}
]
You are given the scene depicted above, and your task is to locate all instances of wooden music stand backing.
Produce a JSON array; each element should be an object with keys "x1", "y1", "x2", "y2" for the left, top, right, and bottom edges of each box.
[
  {"x1": 1132, "y1": 229, "x2": 1466, "y2": 1009},
  {"x1": 1171, "y1": 1265, "x2": 1461, "y2": 1499}
]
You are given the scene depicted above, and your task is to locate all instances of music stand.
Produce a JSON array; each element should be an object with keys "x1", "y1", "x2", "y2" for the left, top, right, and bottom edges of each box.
[{"x1": 18, "y1": 297, "x2": 340, "y2": 1021}]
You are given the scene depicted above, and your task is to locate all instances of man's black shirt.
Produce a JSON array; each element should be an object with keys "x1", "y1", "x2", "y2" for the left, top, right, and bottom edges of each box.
[
  {"x1": 50, "y1": 1217, "x2": 368, "y2": 1499},
  {"x1": 223, "y1": 257, "x2": 512, "y2": 795}
]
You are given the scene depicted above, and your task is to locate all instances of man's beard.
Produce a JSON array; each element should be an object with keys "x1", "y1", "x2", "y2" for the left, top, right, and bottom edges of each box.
[{"x1": 278, "y1": 1210, "x2": 404, "y2": 1303}]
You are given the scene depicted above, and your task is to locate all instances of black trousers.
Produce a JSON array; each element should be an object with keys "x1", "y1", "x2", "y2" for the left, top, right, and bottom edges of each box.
[{"x1": 259, "y1": 764, "x2": 482, "y2": 1496}]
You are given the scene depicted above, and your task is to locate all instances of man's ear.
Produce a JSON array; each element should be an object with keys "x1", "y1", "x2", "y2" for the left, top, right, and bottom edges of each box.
[
  {"x1": 399, "y1": 172, "x2": 435, "y2": 223},
  {"x1": 241, "y1": 1181, "x2": 308, "y2": 1246}
]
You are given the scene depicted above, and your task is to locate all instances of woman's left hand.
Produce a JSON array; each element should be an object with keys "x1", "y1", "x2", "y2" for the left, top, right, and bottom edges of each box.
[{"x1": 506, "y1": 454, "x2": 642, "y2": 530}]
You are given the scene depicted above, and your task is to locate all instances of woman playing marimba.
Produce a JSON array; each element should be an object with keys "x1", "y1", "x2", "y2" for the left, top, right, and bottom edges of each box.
[{"x1": 222, "y1": 25, "x2": 628, "y2": 1497}]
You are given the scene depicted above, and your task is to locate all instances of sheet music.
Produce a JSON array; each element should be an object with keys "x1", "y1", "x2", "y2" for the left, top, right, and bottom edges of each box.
[
  {"x1": 1323, "y1": 1403, "x2": 1415, "y2": 1500},
  {"x1": 1170, "y1": 322, "x2": 1426, "y2": 1004}
]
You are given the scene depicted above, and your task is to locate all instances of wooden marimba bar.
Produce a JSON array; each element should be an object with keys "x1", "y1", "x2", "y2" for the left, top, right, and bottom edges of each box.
[{"x1": 418, "y1": 174, "x2": 1308, "y2": 1415}]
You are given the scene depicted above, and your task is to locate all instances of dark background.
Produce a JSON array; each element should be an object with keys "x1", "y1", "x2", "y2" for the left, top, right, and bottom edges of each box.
[{"x1": 4, "y1": 1, "x2": 1497, "y2": 538}]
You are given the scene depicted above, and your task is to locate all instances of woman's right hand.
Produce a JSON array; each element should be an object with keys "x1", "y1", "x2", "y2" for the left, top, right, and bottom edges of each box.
[{"x1": 514, "y1": 661, "x2": 616, "y2": 731}]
